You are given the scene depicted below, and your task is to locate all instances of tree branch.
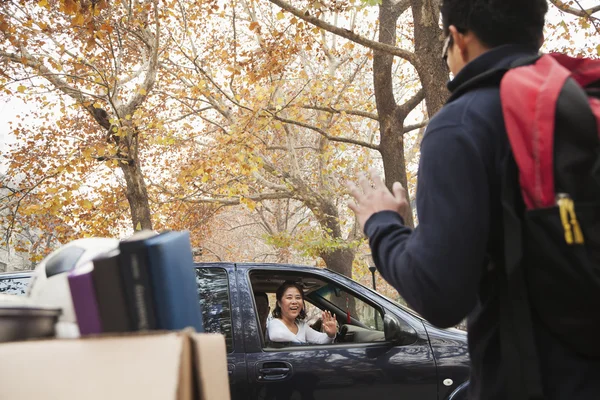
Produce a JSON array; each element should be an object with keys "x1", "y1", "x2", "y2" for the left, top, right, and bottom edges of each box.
[
  {"x1": 266, "y1": 0, "x2": 417, "y2": 65},
  {"x1": 0, "y1": 50, "x2": 102, "y2": 123},
  {"x1": 122, "y1": 0, "x2": 160, "y2": 117},
  {"x1": 549, "y1": 0, "x2": 600, "y2": 18},
  {"x1": 302, "y1": 105, "x2": 378, "y2": 120},
  {"x1": 397, "y1": 88, "x2": 425, "y2": 117},
  {"x1": 391, "y1": 0, "x2": 411, "y2": 15},
  {"x1": 185, "y1": 192, "x2": 295, "y2": 204},
  {"x1": 403, "y1": 119, "x2": 429, "y2": 134},
  {"x1": 268, "y1": 112, "x2": 380, "y2": 150}
]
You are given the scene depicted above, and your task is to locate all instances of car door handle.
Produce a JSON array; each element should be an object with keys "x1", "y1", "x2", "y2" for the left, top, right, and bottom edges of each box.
[
  {"x1": 256, "y1": 362, "x2": 293, "y2": 382},
  {"x1": 259, "y1": 367, "x2": 290, "y2": 375}
]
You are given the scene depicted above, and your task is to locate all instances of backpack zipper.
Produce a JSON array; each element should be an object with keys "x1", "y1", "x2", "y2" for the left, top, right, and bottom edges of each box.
[{"x1": 556, "y1": 193, "x2": 585, "y2": 245}]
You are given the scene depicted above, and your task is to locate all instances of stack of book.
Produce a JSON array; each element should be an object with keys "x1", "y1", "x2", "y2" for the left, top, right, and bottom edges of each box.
[{"x1": 67, "y1": 230, "x2": 203, "y2": 335}]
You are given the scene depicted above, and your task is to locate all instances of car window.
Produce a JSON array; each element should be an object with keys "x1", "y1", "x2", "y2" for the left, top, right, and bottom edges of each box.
[
  {"x1": 314, "y1": 285, "x2": 384, "y2": 332},
  {"x1": 0, "y1": 275, "x2": 31, "y2": 295},
  {"x1": 303, "y1": 301, "x2": 323, "y2": 328},
  {"x1": 196, "y1": 267, "x2": 234, "y2": 353}
]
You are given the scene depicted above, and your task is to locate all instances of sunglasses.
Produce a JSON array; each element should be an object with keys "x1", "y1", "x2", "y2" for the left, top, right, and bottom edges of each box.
[{"x1": 442, "y1": 35, "x2": 454, "y2": 62}]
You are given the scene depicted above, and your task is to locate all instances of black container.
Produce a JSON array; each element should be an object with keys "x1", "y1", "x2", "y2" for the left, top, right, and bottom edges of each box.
[{"x1": 0, "y1": 305, "x2": 61, "y2": 343}]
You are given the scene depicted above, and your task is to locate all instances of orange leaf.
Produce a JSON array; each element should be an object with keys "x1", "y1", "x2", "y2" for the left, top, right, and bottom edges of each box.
[
  {"x1": 73, "y1": 13, "x2": 85, "y2": 26},
  {"x1": 63, "y1": 0, "x2": 78, "y2": 14}
]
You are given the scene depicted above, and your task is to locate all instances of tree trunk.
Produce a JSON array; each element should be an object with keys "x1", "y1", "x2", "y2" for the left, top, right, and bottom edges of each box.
[
  {"x1": 374, "y1": 0, "x2": 415, "y2": 227},
  {"x1": 320, "y1": 247, "x2": 355, "y2": 278},
  {"x1": 120, "y1": 161, "x2": 153, "y2": 231},
  {"x1": 305, "y1": 196, "x2": 356, "y2": 277},
  {"x1": 411, "y1": 0, "x2": 449, "y2": 117},
  {"x1": 379, "y1": 117, "x2": 414, "y2": 227}
]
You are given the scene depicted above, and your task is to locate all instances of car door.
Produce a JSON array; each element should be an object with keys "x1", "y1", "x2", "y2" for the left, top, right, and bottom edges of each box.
[
  {"x1": 238, "y1": 267, "x2": 438, "y2": 400},
  {"x1": 195, "y1": 264, "x2": 247, "y2": 400}
]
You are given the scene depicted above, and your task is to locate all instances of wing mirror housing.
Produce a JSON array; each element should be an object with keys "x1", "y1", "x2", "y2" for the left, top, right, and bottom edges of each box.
[{"x1": 384, "y1": 312, "x2": 418, "y2": 345}]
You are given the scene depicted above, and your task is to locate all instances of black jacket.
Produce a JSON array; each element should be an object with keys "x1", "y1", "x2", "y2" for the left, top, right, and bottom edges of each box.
[{"x1": 364, "y1": 45, "x2": 600, "y2": 400}]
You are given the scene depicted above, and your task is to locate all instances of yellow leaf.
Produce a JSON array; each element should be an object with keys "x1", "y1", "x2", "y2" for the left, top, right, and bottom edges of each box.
[
  {"x1": 135, "y1": 222, "x2": 142, "y2": 231},
  {"x1": 82, "y1": 200, "x2": 93, "y2": 209},
  {"x1": 277, "y1": 11, "x2": 285, "y2": 20},
  {"x1": 38, "y1": 0, "x2": 48, "y2": 8},
  {"x1": 73, "y1": 13, "x2": 84, "y2": 26},
  {"x1": 93, "y1": 102, "x2": 102, "y2": 108},
  {"x1": 17, "y1": 85, "x2": 26, "y2": 93},
  {"x1": 138, "y1": 88, "x2": 147, "y2": 95},
  {"x1": 125, "y1": 114, "x2": 131, "y2": 120}
]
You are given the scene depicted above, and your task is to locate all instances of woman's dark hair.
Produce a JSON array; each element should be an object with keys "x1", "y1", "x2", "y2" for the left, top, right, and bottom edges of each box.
[
  {"x1": 441, "y1": 0, "x2": 547, "y2": 49},
  {"x1": 272, "y1": 281, "x2": 306, "y2": 320}
]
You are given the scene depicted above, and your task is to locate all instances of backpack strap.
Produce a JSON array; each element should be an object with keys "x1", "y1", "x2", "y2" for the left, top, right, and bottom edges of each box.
[
  {"x1": 498, "y1": 55, "x2": 554, "y2": 400},
  {"x1": 500, "y1": 55, "x2": 572, "y2": 210},
  {"x1": 499, "y1": 155, "x2": 545, "y2": 400}
]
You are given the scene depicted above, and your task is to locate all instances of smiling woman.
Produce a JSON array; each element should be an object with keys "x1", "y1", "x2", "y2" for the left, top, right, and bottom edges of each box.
[{"x1": 266, "y1": 281, "x2": 336, "y2": 345}]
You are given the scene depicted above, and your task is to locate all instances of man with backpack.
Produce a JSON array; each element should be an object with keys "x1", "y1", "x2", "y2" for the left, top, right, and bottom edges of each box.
[{"x1": 348, "y1": 1, "x2": 600, "y2": 399}]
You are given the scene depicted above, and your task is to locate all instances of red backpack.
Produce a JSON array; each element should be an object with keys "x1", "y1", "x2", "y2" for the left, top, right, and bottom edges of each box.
[{"x1": 497, "y1": 54, "x2": 600, "y2": 400}]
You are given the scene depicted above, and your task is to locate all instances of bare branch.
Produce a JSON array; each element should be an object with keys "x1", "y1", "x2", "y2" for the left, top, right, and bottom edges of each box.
[
  {"x1": 268, "y1": 112, "x2": 380, "y2": 150},
  {"x1": 391, "y1": 0, "x2": 411, "y2": 15},
  {"x1": 302, "y1": 105, "x2": 378, "y2": 121},
  {"x1": 403, "y1": 119, "x2": 429, "y2": 134},
  {"x1": 266, "y1": 0, "x2": 417, "y2": 65},
  {"x1": 0, "y1": 50, "x2": 103, "y2": 123},
  {"x1": 397, "y1": 88, "x2": 425, "y2": 117},
  {"x1": 549, "y1": 0, "x2": 600, "y2": 18},
  {"x1": 121, "y1": 0, "x2": 160, "y2": 117},
  {"x1": 186, "y1": 192, "x2": 295, "y2": 204},
  {"x1": 253, "y1": 172, "x2": 289, "y2": 191}
]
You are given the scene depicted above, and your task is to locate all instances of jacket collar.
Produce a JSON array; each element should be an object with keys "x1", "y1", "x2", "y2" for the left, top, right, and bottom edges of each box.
[{"x1": 447, "y1": 44, "x2": 540, "y2": 103}]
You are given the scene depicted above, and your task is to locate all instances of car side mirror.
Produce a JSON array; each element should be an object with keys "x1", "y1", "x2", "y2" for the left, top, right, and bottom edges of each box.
[{"x1": 384, "y1": 313, "x2": 417, "y2": 345}]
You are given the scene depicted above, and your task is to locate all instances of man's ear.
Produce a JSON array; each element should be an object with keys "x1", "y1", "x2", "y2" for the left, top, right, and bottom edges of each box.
[{"x1": 449, "y1": 25, "x2": 469, "y2": 64}]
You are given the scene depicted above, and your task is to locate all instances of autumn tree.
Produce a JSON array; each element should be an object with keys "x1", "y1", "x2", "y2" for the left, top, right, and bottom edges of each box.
[
  {"x1": 0, "y1": 0, "x2": 215, "y2": 258},
  {"x1": 148, "y1": 0, "x2": 423, "y2": 276}
]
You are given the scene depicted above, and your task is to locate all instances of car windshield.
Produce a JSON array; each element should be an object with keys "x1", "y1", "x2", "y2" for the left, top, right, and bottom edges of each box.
[{"x1": 0, "y1": 274, "x2": 32, "y2": 295}]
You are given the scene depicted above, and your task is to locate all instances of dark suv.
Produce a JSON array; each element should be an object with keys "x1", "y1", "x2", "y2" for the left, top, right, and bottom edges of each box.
[{"x1": 0, "y1": 263, "x2": 470, "y2": 399}]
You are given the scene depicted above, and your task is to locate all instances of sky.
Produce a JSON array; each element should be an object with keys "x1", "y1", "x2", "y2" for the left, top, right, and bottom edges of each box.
[{"x1": 0, "y1": 2, "x2": 597, "y2": 175}]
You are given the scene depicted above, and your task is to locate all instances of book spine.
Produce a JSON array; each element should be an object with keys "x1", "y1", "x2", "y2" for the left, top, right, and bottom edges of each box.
[
  {"x1": 68, "y1": 272, "x2": 103, "y2": 335},
  {"x1": 92, "y1": 255, "x2": 132, "y2": 332},
  {"x1": 119, "y1": 245, "x2": 156, "y2": 331},
  {"x1": 147, "y1": 232, "x2": 203, "y2": 332}
]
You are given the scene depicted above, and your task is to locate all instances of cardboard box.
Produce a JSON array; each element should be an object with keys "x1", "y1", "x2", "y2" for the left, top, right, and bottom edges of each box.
[{"x1": 0, "y1": 330, "x2": 230, "y2": 400}]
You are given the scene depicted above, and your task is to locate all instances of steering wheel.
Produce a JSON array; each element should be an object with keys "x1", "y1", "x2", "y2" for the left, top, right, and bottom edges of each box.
[{"x1": 337, "y1": 324, "x2": 349, "y2": 342}]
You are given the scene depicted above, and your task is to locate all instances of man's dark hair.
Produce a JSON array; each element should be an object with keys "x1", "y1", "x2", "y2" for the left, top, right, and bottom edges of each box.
[
  {"x1": 272, "y1": 281, "x2": 307, "y2": 321},
  {"x1": 441, "y1": 0, "x2": 548, "y2": 49}
]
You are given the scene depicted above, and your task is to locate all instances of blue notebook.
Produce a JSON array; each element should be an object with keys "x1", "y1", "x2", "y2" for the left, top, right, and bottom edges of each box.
[{"x1": 145, "y1": 231, "x2": 203, "y2": 332}]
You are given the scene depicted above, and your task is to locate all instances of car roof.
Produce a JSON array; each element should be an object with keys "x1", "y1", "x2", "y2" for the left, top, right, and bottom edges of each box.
[{"x1": 0, "y1": 270, "x2": 34, "y2": 278}]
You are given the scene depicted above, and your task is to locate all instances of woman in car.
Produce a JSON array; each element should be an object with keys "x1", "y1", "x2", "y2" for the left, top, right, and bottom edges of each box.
[{"x1": 266, "y1": 281, "x2": 337, "y2": 344}]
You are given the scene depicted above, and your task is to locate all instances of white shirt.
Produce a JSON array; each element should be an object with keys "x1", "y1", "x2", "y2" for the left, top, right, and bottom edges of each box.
[{"x1": 267, "y1": 318, "x2": 334, "y2": 345}]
